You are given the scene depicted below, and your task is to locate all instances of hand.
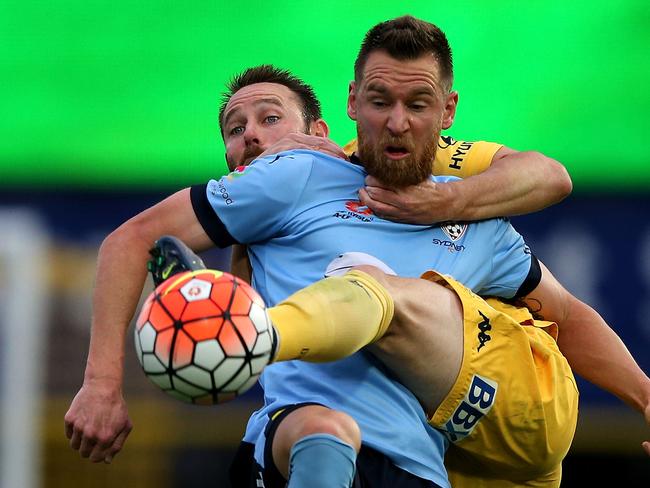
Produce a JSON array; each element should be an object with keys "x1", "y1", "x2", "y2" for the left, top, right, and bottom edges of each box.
[
  {"x1": 359, "y1": 175, "x2": 459, "y2": 224},
  {"x1": 64, "y1": 380, "x2": 132, "y2": 463},
  {"x1": 258, "y1": 133, "x2": 348, "y2": 161}
]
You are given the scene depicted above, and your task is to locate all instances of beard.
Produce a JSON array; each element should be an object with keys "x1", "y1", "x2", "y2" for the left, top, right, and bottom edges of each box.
[
  {"x1": 356, "y1": 125, "x2": 438, "y2": 187},
  {"x1": 242, "y1": 145, "x2": 264, "y2": 164}
]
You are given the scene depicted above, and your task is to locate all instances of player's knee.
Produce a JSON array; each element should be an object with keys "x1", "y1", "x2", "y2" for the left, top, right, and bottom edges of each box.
[
  {"x1": 272, "y1": 407, "x2": 361, "y2": 478},
  {"x1": 348, "y1": 265, "x2": 410, "y2": 303},
  {"x1": 349, "y1": 265, "x2": 389, "y2": 286},
  {"x1": 294, "y1": 410, "x2": 361, "y2": 451}
]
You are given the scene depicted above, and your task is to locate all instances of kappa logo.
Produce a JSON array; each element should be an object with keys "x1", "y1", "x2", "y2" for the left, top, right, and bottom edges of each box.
[
  {"x1": 441, "y1": 222, "x2": 467, "y2": 241},
  {"x1": 477, "y1": 310, "x2": 492, "y2": 351},
  {"x1": 268, "y1": 154, "x2": 294, "y2": 164},
  {"x1": 438, "y1": 135, "x2": 456, "y2": 149}
]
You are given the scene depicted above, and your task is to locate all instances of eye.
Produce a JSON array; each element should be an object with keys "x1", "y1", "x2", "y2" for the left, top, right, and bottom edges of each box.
[
  {"x1": 229, "y1": 126, "x2": 244, "y2": 136},
  {"x1": 409, "y1": 103, "x2": 427, "y2": 111},
  {"x1": 371, "y1": 99, "x2": 387, "y2": 108},
  {"x1": 265, "y1": 115, "x2": 280, "y2": 124}
]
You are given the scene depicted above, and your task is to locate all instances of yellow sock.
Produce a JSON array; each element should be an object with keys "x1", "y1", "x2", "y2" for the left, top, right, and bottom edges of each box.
[{"x1": 268, "y1": 270, "x2": 394, "y2": 362}]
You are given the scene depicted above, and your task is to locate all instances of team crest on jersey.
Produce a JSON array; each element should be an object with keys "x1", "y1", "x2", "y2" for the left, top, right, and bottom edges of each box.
[{"x1": 441, "y1": 222, "x2": 467, "y2": 241}]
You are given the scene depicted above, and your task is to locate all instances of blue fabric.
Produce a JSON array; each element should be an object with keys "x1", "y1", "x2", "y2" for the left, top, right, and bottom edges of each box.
[
  {"x1": 203, "y1": 149, "x2": 534, "y2": 487},
  {"x1": 288, "y1": 434, "x2": 356, "y2": 488}
]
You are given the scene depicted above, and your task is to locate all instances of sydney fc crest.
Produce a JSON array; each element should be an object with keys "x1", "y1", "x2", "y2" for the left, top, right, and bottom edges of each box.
[{"x1": 441, "y1": 222, "x2": 467, "y2": 241}]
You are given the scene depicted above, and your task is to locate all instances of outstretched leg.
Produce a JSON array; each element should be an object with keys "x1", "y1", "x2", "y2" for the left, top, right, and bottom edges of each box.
[
  {"x1": 269, "y1": 269, "x2": 394, "y2": 362},
  {"x1": 356, "y1": 265, "x2": 464, "y2": 415},
  {"x1": 267, "y1": 263, "x2": 464, "y2": 414}
]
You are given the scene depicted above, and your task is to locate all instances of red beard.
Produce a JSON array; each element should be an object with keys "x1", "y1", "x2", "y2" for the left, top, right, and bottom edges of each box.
[{"x1": 356, "y1": 127, "x2": 438, "y2": 187}]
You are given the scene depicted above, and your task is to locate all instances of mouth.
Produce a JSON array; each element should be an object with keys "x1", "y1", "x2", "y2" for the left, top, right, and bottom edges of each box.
[{"x1": 384, "y1": 145, "x2": 411, "y2": 160}]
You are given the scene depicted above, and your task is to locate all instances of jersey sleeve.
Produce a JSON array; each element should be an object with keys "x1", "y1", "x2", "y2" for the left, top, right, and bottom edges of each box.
[
  {"x1": 479, "y1": 219, "x2": 540, "y2": 298},
  {"x1": 342, "y1": 139, "x2": 358, "y2": 157},
  {"x1": 342, "y1": 136, "x2": 503, "y2": 178},
  {"x1": 195, "y1": 152, "x2": 314, "y2": 245},
  {"x1": 432, "y1": 136, "x2": 502, "y2": 178}
]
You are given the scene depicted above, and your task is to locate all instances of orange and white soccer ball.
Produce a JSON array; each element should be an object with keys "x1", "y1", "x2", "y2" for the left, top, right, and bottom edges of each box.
[{"x1": 134, "y1": 270, "x2": 274, "y2": 404}]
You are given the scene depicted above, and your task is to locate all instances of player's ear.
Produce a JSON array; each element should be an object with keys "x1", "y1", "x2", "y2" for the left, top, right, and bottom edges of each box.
[
  {"x1": 442, "y1": 91, "x2": 458, "y2": 130},
  {"x1": 347, "y1": 81, "x2": 358, "y2": 121},
  {"x1": 309, "y1": 119, "x2": 330, "y2": 138}
]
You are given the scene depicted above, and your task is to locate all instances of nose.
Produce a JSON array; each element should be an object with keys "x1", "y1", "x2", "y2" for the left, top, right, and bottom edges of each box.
[
  {"x1": 244, "y1": 123, "x2": 262, "y2": 146},
  {"x1": 386, "y1": 103, "x2": 410, "y2": 136}
]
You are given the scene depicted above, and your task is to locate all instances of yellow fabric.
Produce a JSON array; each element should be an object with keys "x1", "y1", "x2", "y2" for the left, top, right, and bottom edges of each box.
[
  {"x1": 342, "y1": 135, "x2": 502, "y2": 178},
  {"x1": 268, "y1": 270, "x2": 394, "y2": 362},
  {"x1": 421, "y1": 271, "x2": 578, "y2": 487},
  {"x1": 485, "y1": 298, "x2": 559, "y2": 341},
  {"x1": 446, "y1": 456, "x2": 562, "y2": 488}
]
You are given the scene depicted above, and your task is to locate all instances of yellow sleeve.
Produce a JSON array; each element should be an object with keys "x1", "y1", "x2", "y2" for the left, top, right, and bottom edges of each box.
[
  {"x1": 433, "y1": 135, "x2": 502, "y2": 178},
  {"x1": 342, "y1": 139, "x2": 358, "y2": 157},
  {"x1": 343, "y1": 136, "x2": 503, "y2": 178}
]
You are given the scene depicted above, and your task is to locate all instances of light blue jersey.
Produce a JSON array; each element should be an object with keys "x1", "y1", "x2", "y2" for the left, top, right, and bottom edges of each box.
[{"x1": 196, "y1": 150, "x2": 533, "y2": 486}]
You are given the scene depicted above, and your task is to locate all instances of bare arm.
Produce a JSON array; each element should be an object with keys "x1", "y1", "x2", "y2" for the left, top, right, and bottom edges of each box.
[
  {"x1": 64, "y1": 188, "x2": 214, "y2": 463},
  {"x1": 521, "y1": 261, "x2": 650, "y2": 453},
  {"x1": 230, "y1": 244, "x2": 252, "y2": 283},
  {"x1": 359, "y1": 147, "x2": 572, "y2": 224}
]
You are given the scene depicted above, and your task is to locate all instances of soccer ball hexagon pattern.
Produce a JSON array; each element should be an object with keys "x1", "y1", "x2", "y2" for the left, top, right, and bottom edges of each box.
[{"x1": 134, "y1": 270, "x2": 274, "y2": 404}]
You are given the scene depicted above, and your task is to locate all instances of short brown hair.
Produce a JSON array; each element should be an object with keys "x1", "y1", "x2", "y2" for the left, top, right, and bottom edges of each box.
[
  {"x1": 218, "y1": 65, "x2": 322, "y2": 136},
  {"x1": 354, "y1": 16, "x2": 453, "y2": 91}
]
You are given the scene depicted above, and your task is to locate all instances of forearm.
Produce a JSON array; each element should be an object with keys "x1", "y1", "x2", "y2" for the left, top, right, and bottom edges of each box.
[
  {"x1": 450, "y1": 151, "x2": 572, "y2": 220},
  {"x1": 84, "y1": 224, "x2": 152, "y2": 385},
  {"x1": 557, "y1": 298, "x2": 650, "y2": 413},
  {"x1": 230, "y1": 244, "x2": 252, "y2": 283}
]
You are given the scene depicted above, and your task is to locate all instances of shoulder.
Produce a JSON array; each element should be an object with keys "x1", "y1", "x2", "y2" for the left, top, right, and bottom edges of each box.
[
  {"x1": 231, "y1": 150, "x2": 318, "y2": 182},
  {"x1": 462, "y1": 216, "x2": 512, "y2": 241},
  {"x1": 251, "y1": 149, "x2": 317, "y2": 167},
  {"x1": 435, "y1": 136, "x2": 502, "y2": 158},
  {"x1": 433, "y1": 136, "x2": 503, "y2": 177},
  {"x1": 251, "y1": 149, "x2": 350, "y2": 171}
]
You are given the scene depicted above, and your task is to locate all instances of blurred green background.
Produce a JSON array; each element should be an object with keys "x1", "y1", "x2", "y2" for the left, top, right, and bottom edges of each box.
[{"x1": 2, "y1": 0, "x2": 649, "y2": 189}]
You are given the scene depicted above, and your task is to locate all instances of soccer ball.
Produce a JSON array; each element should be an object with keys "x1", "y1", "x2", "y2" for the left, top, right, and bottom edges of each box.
[{"x1": 134, "y1": 269, "x2": 274, "y2": 404}]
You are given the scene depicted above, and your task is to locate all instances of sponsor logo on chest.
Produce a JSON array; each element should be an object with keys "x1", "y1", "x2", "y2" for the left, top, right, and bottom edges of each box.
[{"x1": 332, "y1": 201, "x2": 375, "y2": 222}]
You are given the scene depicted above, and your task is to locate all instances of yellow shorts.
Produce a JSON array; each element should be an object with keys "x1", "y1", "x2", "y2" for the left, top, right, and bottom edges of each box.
[{"x1": 421, "y1": 271, "x2": 579, "y2": 487}]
